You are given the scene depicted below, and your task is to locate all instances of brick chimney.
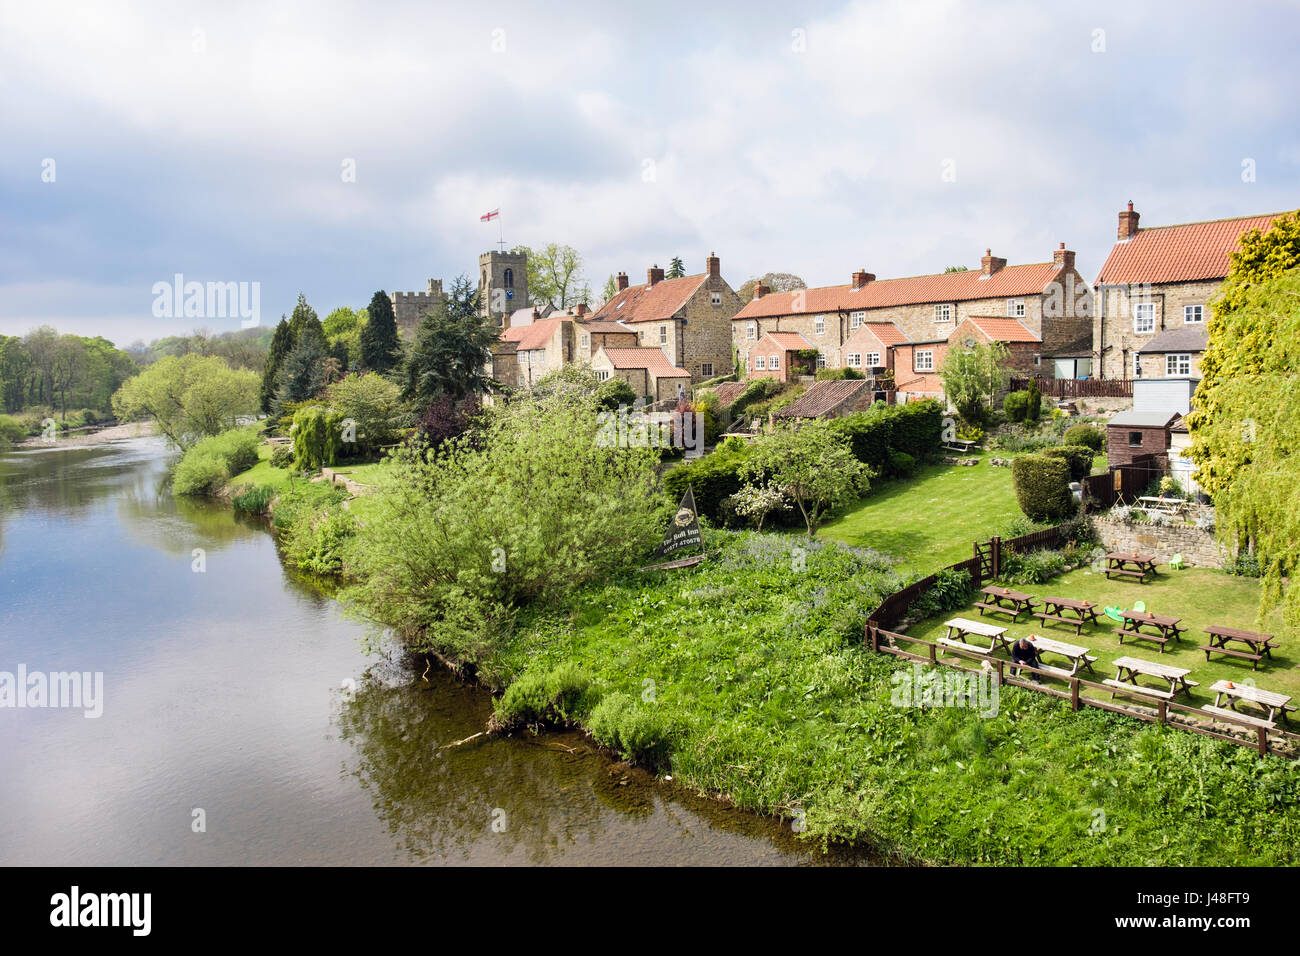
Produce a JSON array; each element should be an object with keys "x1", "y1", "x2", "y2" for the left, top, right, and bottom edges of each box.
[
  {"x1": 616, "y1": 271, "x2": 629, "y2": 292},
  {"x1": 706, "y1": 252, "x2": 720, "y2": 277},
  {"x1": 1053, "y1": 243, "x2": 1076, "y2": 270},
  {"x1": 573, "y1": 303, "x2": 588, "y2": 317},
  {"x1": 981, "y1": 249, "x2": 1007, "y2": 277},
  {"x1": 851, "y1": 269, "x2": 875, "y2": 289},
  {"x1": 647, "y1": 264, "x2": 665, "y2": 287},
  {"x1": 752, "y1": 281, "x2": 770, "y2": 300},
  {"x1": 1118, "y1": 201, "x2": 1140, "y2": 240}
]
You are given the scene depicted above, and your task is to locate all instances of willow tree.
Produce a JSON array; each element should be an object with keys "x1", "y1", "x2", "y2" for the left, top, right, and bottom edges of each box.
[{"x1": 1187, "y1": 269, "x2": 1300, "y2": 626}]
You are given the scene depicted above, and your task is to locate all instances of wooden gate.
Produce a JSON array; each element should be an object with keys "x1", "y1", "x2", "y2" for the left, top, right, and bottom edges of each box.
[{"x1": 974, "y1": 536, "x2": 999, "y2": 579}]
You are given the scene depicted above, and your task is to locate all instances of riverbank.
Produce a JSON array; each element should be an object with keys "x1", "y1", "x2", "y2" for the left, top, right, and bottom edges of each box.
[{"x1": 16, "y1": 420, "x2": 155, "y2": 447}]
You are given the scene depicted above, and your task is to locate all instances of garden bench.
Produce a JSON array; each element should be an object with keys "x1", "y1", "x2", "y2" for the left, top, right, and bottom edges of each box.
[
  {"x1": 1200, "y1": 704, "x2": 1275, "y2": 730},
  {"x1": 1108, "y1": 656, "x2": 1198, "y2": 699},
  {"x1": 1103, "y1": 678, "x2": 1175, "y2": 700},
  {"x1": 938, "y1": 637, "x2": 994, "y2": 656},
  {"x1": 1201, "y1": 626, "x2": 1277, "y2": 670},
  {"x1": 1033, "y1": 612, "x2": 1085, "y2": 636},
  {"x1": 1115, "y1": 629, "x2": 1169, "y2": 651},
  {"x1": 1197, "y1": 644, "x2": 1263, "y2": 669}
]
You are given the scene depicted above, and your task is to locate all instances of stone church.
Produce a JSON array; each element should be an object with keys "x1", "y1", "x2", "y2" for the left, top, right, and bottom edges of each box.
[{"x1": 390, "y1": 249, "x2": 530, "y2": 338}]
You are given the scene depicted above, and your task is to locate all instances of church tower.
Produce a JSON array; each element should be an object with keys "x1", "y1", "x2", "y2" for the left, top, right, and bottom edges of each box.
[{"x1": 479, "y1": 250, "x2": 529, "y2": 327}]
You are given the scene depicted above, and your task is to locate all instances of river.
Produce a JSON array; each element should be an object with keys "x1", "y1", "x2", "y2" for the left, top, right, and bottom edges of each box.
[{"x1": 0, "y1": 435, "x2": 876, "y2": 865}]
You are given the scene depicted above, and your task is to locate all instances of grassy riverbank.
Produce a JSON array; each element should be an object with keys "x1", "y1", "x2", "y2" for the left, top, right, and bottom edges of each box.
[{"x1": 482, "y1": 529, "x2": 1300, "y2": 864}]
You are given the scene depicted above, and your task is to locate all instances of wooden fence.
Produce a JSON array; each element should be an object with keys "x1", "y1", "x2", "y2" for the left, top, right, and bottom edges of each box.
[
  {"x1": 1079, "y1": 454, "x2": 1165, "y2": 511},
  {"x1": 1008, "y1": 376, "x2": 1134, "y2": 399},
  {"x1": 865, "y1": 625, "x2": 1299, "y2": 759}
]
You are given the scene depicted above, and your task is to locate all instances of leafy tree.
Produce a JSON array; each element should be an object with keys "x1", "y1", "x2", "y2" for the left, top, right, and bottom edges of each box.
[
  {"x1": 326, "y1": 372, "x2": 411, "y2": 457},
  {"x1": 1187, "y1": 269, "x2": 1300, "y2": 626},
  {"x1": 510, "y1": 243, "x2": 585, "y2": 309},
  {"x1": 939, "y1": 340, "x2": 1009, "y2": 424},
  {"x1": 1189, "y1": 211, "x2": 1300, "y2": 499},
  {"x1": 260, "y1": 318, "x2": 293, "y2": 413},
  {"x1": 739, "y1": 421, "x2": 871, "y2": 536},
  {"x1": 112, "y1": 354, "x2": 259, "y2": 448},
  {"x1": 291, "y1": 405, "x2": 346, "y2": 470},
  {"x1": 726, "y1": 482, "x2": 788, "y2": 531},
  {"x1": 666, "y1": 257, "x2": 686, "y2": 279},
  {"x1": 944, "y1": 265, "x2": 970, "y2": 273},
  {"x1": 287, "y1": 292, "x2": 323, "y2": 343},
  {"x1": 601, "y1": 274, "x2": 618, "y2": 306},
  {"x1": 400, "y1": 276, "x2": 496, "y2": 404},
  {"x1": 361, "y1": 292, "x2": 402, "y2": 373}
]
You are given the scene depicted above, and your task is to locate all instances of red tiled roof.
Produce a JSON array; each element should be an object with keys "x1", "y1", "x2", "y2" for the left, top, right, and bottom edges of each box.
[
  {"x1": 772, "y1": 379, "x2": 873, "y2": 419},
  {"x1": 760, "y1": 331, "x2": 813, "y2": 350},
  {"x1": 579, "y1": 320, "x2": 636, "y2": 335},
  {"x1": 708, "y1": 381, "x2": 748, "y2": 406},
  {"x1": 591, "y1": 274, "x2": 709, "y2": 323},
  {"x1": 1095, "y1": 212, "x2": 1293, "y2": 286},
  {"x1": 600, "y1": 347, "x2": 690, "y2": 377},
  {"x1": 844, "y1": 323, "x2": 907, "y2": 351},
  {"x1": 962, "y1": 316, "x2": 1040, "y2": 343},
  {"x1": 502, "y1": 317, "x2": 564, "y2": 352},
  {"x1": 735, "y1": 262, "x2": 1063, "y2": 319}
]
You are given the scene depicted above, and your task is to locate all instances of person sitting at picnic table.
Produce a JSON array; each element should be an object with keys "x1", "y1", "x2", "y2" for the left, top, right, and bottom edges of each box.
[{"x1": 1011, "y1": 637, "x2": 1043, "y2": 682}]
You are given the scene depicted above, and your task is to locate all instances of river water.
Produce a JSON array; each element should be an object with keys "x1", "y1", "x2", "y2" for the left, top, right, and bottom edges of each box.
[{"x1": 0, "y1": 435, "x2": 875, "y2": 865}]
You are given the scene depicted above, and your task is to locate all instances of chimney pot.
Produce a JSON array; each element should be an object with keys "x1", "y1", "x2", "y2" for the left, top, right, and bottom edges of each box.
[
  {"x1": 980, "y1": 249, "x2": 1007, "y2": 277},
  {"x1": 647, "y1": 265, "x2": 665, "y2": 287},
  {"x1": 616, "y1": 271, "x2": 629, "y2": 291},
  {"x1": 1053, "y1": 244, "x2": 1076, "y2": 270},
  {"x1": 753, "y1": 281, "x2": 770, "y2": 300},
  {"x1": 851, "y1": 269, "x2": 875, "y2": 289},
  {"x1": 706, "y1": 252, "x2": 720, "y2": 277}
]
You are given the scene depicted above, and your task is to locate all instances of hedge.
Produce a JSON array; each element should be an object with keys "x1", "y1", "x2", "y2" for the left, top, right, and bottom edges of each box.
[
  {"x1": 1063, "y1": 423, "x2": 1104, "y2": 451},
  {"x1": 1039, "y1": 443, "x2": 1094, "y2": 481},
  {"x1": 1011, "y1": 454, "x2": 1074, "y2": 522},
  {"x1": 663, "y1": 439, "x2": 751, "y2": 522}
]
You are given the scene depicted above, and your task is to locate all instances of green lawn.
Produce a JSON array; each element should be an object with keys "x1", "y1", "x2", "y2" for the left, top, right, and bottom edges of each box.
[
  {"x1": 329, "y1": 460, "x2": 390, "y2": 485},
  {"x1": 904, "y1": 565, "x2": 1295, "y2": 702},
  {"x1": 227, "y1": 443, "x2": 295, "y2": 492},
  {"x1": 819, "y1": 451, "x2": 1023, "y2": 570}
]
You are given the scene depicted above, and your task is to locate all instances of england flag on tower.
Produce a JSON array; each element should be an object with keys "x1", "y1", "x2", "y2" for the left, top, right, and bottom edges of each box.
[{"x1": 479, "y1": 208, "x2": 500, "y2": 222}]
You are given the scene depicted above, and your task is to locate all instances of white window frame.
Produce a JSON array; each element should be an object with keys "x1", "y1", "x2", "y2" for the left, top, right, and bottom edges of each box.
[
  {"x1": 769, "y1": 354, "x2": 780, "y2": 370},
  {"x1": 659, "y1": 324, "x2": 668, "y2": 345},
  {"x1": 1166, "y1": 352, "x2": 1191, "y2": 376},
  {"x1": 1184, "y1": 304, "x2": 1203, "y2": 324},
  {"x1": 1007, "y1": 299, "x2": 1025, "y2": 318},
  {"x1": 815, "y1": 315, "x2": 826, "y2": 335},
  {"x1": 866, "y1": 351, "x2": 881, "y2": 367},
  {"x1": 579, "y1": 332, "x2": 590, "y2": 348},
  {"x1": 846, "y1": 352, "x2": 862, "y2": 368},
  {"x1": 701, "y1": 362, "x2": 713, "y2": 377},
  {"x1": 711, "y1": 291, "x2": 722, "y2": 306},
  {"x1": 815, "y1": 353, "x2": 826, "y2": 369},
  {"x1": 915, "y1": 350, "x2": 934, "y2": 372},
  {"x1": 850, "y1": 311, "x2": 865, "y2": 329},
  {"x1": 934, "y1": 304, "x2": 952, "y2": 323},
  {"x1": 754, "y1": 355, "x2": 766, "y2": 370},
  {"x1": 595, "y1": 369, "x2": 610, "y2": 382},
  {"x1": 746, "y1": 322, "x2": 756, "y2": 340},
  {"x1": 1134, "y1": 302, "x2": 1155, "y2": 334}
]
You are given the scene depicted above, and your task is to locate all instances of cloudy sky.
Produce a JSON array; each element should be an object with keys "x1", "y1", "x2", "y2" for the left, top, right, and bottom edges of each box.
[{"x1": 1, "y1": 0, "x2": 1297, "y2": 345}]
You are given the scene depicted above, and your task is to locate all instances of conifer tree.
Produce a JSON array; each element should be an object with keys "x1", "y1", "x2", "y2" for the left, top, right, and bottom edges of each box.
[{"x1": 361, "y1": 291, "x2": 402, "y2": 373}]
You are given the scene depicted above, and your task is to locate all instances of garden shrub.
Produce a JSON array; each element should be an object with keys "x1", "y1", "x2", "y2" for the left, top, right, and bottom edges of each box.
[
  {"x1": 291, "y1": 405, "x2": 345, "y2": 471},
  {"x1": 230, "y1": 483, "x2": 276, "y2": 514},
  {"x1": 282, "y1": 506, "x2": 358, "y2": 575},
  {"x1": 1000, "y1": 548, "x2": 1067, "y2": 585},
  {"x1": 1025, "y1": 378, "x2": 1042, "y2": 422},
  {"x1": 269, "y1": 443, "x2": 295, "y2": 469},
  {"x1": 172, "y1": 450, "x2": 229, "y2": 495},
  {"x1": 1002, "y1": 390, "x2": 1030, "y2": 423},
  {"x1": 0, "y1": 414, "x2": 27, "y2": 444},
  {"x1": 664, "y1": 439, "x2": 751, "y2": 523},
  {"x1": 1011, "y1": 454, "x2": 1074, "y2": 522},
  {"x1": 586, "y1": 691, "x2": 680, "y2": 770},
  {"x1": 1229, "y1": 551, "x2": 1261, "y2": 578},
  {"x1": 912, "y1": 568, "x2": 974, "y2": 618},
  {"x1": 1040, "y1": 443, "x2": 1094, "y2": 481},
  {"x1": 1063, "y1": 422, "x2": 1104, "y2": 451},
  {"x1": 889, "y1": 451, "x2": 916, "y2": 478},
  {"x1": 814, "y1": 367, "x2": 864, "y2": 381}
]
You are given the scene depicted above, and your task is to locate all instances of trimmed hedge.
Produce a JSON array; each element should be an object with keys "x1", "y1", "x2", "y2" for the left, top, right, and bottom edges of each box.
[
  {"x1": 1003, "y1": 390, "x2": 1030, "y2": 423},
  {"x1": 814, "y1": 367, "x2": 864, "y2": 381},
  {"x1": 1063, "y1": 423, "x2": 1104, "y2": 451},
  {"x1": 1011, "y1": 454, "x2": 1074, "y2": 522},
  {"x1": 828, "y1": 399, "x2": 943, "y2": 475},
  {"x1": 1040, "y1": 443, "x2": 1094, "y2": 481}
]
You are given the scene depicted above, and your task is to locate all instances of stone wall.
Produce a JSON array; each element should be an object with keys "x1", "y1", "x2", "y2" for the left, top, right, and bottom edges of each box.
[{"x1": 1092, "y1": 515, "x2": 1223, "y2": 568}]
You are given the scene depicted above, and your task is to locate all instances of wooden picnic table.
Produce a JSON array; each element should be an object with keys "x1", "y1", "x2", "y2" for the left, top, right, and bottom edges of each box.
[
  {"x1": 1019, "y1": 633, "x2": 1098, "y2": 677},
  {"x1": 1116, "y1": 609, "x2": 1185, "y2": 654},
  {"x1": 1105, "y1": 551, "x2": 1157, "y2": 582},
  {"x1": 1106, "y1": 656, "x2": 1198, "y2": 700},
  {"x1": 1203, "y1": 680, "x2": 1294, "y2": 728},
  {"x1": 938, "y1": 617, "x2": 1007, "y2": 657},
  {"x1": 976, "y1": 585, "x2": 1038, "y2": 622},
  {"x1": 943, "y1": 438, "x2": 977, "y2": 454},
  {"x1": 1199, "y1": 625, "x2": 1278, "y2": 670},
  {"x1": 1034, "y1": 596, "x2": 1100, "y2": 636}
]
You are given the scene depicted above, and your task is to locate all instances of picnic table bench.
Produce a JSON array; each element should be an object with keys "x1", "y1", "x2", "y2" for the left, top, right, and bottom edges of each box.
[
  {"x1": 942, "y1": 438, "x2": 977, "y2": 455},
  {"x1": 1034, "y1": 596, "x2": 1100, "y2": 636},
  {"x1": 938, "y1": 617, "x2": 1007, "y2": 656},
  {"x1": 976, "y1": 586, "x2": 1038, "y2": 622},
  {"x1": 1198, "y1": 625, "x2": 1279, "y2": 670},
  {"x1": 1202, "y1": 680, "x2": 1295, "y2": 729},
  {"x1": 1105, "y1": 656, "x2": 1199, "y2": 700},
  {"x1": 1015, "y1": 633, "x2": 1098, "y2": 679},
  {"x1": 1115, "y1": 609, "x2": 1185, "y2": 654},
  {"x1": 1105, "y1": 551, "x2": 1157, "y2": 582}
]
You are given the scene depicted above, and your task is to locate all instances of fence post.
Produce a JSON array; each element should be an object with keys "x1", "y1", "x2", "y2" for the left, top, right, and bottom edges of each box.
[
  {"x1": 995, "y1": 659, "x2": 1004, "y2": 686},
  {"x1": 1070, "y1": 679, "x2": 1079, "y2": 712},
  {"x1": 1158, "y1": 700, "x2": 1166, "y2": 726},
  {"x1": 1258, "y1": 726, "x2": 1268, "y2": 757},
  {"x1": 991, "y1": 536, "x2": 1001, "y2": 579},
  {"x1": 928, "y1": 643, "x2": 936, "y2": 665}
]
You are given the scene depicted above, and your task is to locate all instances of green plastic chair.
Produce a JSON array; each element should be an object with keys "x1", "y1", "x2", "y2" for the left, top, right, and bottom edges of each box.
[
  {"x1": 1132, "y1": 600, "x2": 1146, "y2": 614},
  {"x1": 1104, "y1": 606, "x2": 1125, "y2": 622},
  {"x1": 1169, "y1": 553, "x2": 1185, "y2": 570}
]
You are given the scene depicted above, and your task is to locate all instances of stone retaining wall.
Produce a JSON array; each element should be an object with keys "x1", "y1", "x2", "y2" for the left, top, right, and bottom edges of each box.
[{"x1": 1092, "y1": 515, "x2": 1223, "y2": 568}]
